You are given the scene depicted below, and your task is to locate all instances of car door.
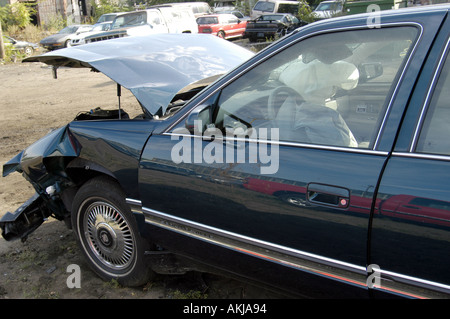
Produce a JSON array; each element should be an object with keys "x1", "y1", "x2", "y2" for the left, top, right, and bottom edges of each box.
[
  {"x1": 138, "y1": 22, "x2": 430, "y2": 295},
  {"x1": 228, "y1": 16, "x2": 245, "y2": 37},
  {"x1": 370, "y1": 18, "x2": 450, "y2": 298},
  {"x1": 147, "y1": 10, "x2": 169, "y2": 34}
]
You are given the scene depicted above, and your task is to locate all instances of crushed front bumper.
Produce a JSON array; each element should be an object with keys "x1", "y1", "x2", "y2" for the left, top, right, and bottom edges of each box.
[{"x1": 0, "y1": 193, "x2": 49, "y2": 241}]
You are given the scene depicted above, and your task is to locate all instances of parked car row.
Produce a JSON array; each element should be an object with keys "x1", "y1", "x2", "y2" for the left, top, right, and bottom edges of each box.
[
  {"x1": 3, "y1": 0, "x2": 346, "y2": 58},
  {"x1": 38, "y1": 5, "x2": 203, "y2": 52},
  {"x1": 17, "y1": 1, "x2": 306, "y2": 56},
  {"x1": 4, "y1": 5, "x2": 450, "y2": 299}
]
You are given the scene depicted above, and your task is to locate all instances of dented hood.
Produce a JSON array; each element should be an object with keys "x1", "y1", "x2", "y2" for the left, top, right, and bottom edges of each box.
[{"x1": 24, "y1": 33, "x2": 254, "y2": 116}]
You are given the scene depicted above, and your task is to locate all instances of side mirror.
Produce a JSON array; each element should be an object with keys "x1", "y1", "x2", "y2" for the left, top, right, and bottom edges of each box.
[
  {"x1": 358, "y1": 62, "x2": 383, "y2": 83},
  {"x1": 185, "y1": 105, "x2": 211, "y2": 135}
]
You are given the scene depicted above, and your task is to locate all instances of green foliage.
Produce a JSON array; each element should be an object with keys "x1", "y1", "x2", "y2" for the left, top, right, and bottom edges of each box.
[
  {"x1": 90, "y1": 0, "x2": 132, "y2": 22},
  {"x1": 234, "y1": 0, "x2": 251, "y2": 16},
  {"x1": 0, "y1": 2, "x2": 35, "y2": 30},
  {"x1": 43, "y1": 13, "x2": 67, "y2": 32},
  {"x1": 298, "y1": 0, "x2": 316, "y2": 23},
  {"x1": 2, "y1": 44, "x2": 18, "y2": 63}
]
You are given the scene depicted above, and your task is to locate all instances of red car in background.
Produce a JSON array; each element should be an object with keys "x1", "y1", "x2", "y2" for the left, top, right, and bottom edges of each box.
[{"x1": 197, "y1": 14, "x2": 247, "y2": 40}]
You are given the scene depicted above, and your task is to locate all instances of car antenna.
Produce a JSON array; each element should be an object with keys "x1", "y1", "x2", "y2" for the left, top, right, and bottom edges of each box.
[{"x1": 117, "y1": 83, "x2": 122, "y2": 120}]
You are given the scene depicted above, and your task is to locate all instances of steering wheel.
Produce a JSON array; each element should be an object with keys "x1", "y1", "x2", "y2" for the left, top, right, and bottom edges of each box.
[
  {"x1": 268, "y1": 86, "x2": 357, "y2": 147},
  {"x1": 267, "y1": 86, "x2": 304, "y2": 124}
]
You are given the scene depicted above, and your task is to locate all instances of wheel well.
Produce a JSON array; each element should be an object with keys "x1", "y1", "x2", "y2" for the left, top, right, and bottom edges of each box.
[
  {"x1": 66, "y1": 159, "x2": 117, "y2": 186},
  {"x1": 61, "y1": 162, "x2": 122, "y2": 218}
]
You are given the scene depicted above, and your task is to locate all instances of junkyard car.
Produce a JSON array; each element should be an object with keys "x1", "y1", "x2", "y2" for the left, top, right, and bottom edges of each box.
[
  {"x1": 70, "y1": 22, "x2": 112, "y2": 46},
  {"x1": 2, "y1": 35, "x2": 39, "y2": 57},
  {"x1": 243, "y1": 13, "x2": 304, "y2": 42},
  {"x1": 197, "y1": 14, "x2": 247, "y2": 39},
  {"x1": 3, "y1": 5, "x2": 450, "y2": 298},
  {"x1": 313, "y1": 0, "x2": 344, "y2": 19},
  {"x1": 39, "y1": 24, "x2": 92, "y2": 50}
]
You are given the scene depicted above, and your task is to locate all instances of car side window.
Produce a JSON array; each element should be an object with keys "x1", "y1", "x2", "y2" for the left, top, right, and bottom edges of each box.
[
  {"x1": 416, "y1": 47, "x2": 450, "y2": 155},
  {"x1": 200, "y1": 27, "x2": 417, "y2": 149}
]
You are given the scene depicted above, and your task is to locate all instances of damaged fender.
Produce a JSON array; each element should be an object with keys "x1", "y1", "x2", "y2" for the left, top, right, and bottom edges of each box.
[{"x1": 1, "y1": 125, "x2": 80, "y2": 241}]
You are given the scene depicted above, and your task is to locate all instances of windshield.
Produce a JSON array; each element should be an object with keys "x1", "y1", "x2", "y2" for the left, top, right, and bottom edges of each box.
[
  {"x1": 197, "y1": 16, "x2": 219, "y2": 24},
  {"x1": 112, "y1": 12, "x2": 147, "y2": 29},
  {"x1": 97, "y1": 14, "x2": 117, "y2": 23},
  {"x1": 59, "y1": 26, "x2": 79, "y2": 34},
  {"x1": 315, "y1": 2, "x2": 342, "y2": 11},
  {"x1": 316, "y1": 3, "x2": 331, "y2": 10},
  {"x1": 254, "y1": 1, "x2": 275, "y2": 12},
  {"x1": 277, "y1": 3, "x2": 299, "y2": 14},
  {"x1": 259, "y1": 14, "x2": 284, "y2": 21},
  {"x1": 92, "y1": 23, "x2": 112, "y2": 31}
]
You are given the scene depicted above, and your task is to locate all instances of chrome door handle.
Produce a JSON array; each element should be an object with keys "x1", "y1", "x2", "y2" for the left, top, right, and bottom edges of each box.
[{"x1": 307, "y1": 183, "x2": 350, "y2": 208}]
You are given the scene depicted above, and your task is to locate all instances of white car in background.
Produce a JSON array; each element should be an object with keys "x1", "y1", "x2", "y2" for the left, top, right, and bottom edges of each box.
[
  {"x1": 313, "y1": 0, "x2": 344, "y2": 19},
  {"x1": 70, "y1": 22, "x2": 112, "y2": 46}
]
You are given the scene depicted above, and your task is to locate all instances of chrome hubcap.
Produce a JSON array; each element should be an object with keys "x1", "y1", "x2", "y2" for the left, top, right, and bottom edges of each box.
[{"x1": 83, "y1": 201, "x2": 135, "y2": 270}]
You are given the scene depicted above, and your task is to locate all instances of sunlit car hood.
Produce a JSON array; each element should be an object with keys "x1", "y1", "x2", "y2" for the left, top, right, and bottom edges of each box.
[
  {"x1": 39, "y1": 34, "x2": 68, "y2": 44},
  {"x1": 25, "y1": 33, "x2": 254, "y2": 116}
]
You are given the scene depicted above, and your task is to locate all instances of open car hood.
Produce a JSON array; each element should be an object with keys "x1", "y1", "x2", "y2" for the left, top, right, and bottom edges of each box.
[{"x1": 24, "y1": 34, "x2": 254, "y2": 116}]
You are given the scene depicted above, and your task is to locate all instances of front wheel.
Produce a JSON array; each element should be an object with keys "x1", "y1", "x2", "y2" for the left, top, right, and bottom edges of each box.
[
  {"x1": 23, "y1": 46, "x2": 34, "y2": 57},
  {"x1": 71, "y1": 176, "x2": 153, "y2": 286}
]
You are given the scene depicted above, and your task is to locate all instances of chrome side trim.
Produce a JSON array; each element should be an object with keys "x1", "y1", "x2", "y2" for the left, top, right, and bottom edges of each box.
[
  {"x1": 127, "y1": 199, "x2": 450, "y2": 298},
  {"x1": 165, "y1": 132, "x2": 389, "y2": 156},
  {"x1": 126, "y1": 198, "x2": 142, "y2": 207},
  {"x1": 379, "y1": 270, "x2": 450, "y2": 299},
  {"x1": 140, "y1": 205, "x2": 368, "y2": 287},
  {"x1": 392, "y1": 151, "x2": 450, "y2": 162},
  {"x1": 126, "y1": 198, "x2": 450, "y2": 298}
]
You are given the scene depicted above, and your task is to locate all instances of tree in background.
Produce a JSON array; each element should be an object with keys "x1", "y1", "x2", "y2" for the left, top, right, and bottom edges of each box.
[
  {"x1": 90, "y1": 0, "x2": 132, "y2": 22},
  {"x1": 0, "y1": 2, "x2": 35, "y2": 30},
  {"x1": 298, "y1": 0, "x2": 316, "y2": 23}
]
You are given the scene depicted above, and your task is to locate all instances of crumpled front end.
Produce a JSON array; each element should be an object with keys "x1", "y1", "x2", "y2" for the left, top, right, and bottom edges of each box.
[
  {"x1": 0, "y1": 194, "x2": 48, "y2": 241},
  {"x1": 4, "y1": 34, "x2": 254, "y2": 242},
  {"x1": 1, "y1": 125, "x2": 80, "y2": 241}
]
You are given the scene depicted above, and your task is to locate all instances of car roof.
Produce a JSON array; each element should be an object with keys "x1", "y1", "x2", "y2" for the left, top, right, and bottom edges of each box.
[
  {"x1": 305, "y1": 3, "x2": 449, "y2": 28},
  {"x1": 200, "y1": 13, "x2": 235, "y2": 17}
]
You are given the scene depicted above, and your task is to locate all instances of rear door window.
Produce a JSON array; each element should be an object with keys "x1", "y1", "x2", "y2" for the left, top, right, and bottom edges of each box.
[{"x1": 416, "y1": 42, "x2": 450, "y2": 155}]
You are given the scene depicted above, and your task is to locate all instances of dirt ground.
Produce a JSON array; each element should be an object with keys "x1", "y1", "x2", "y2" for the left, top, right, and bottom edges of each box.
[{"x1": 0, "y1": 60, "x2": 288, "y2": 300}]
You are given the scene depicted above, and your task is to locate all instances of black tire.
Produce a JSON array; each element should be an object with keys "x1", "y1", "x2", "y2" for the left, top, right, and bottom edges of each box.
[{"x1": 71, "y1": 176, "x2": 153, "y2": 286}]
